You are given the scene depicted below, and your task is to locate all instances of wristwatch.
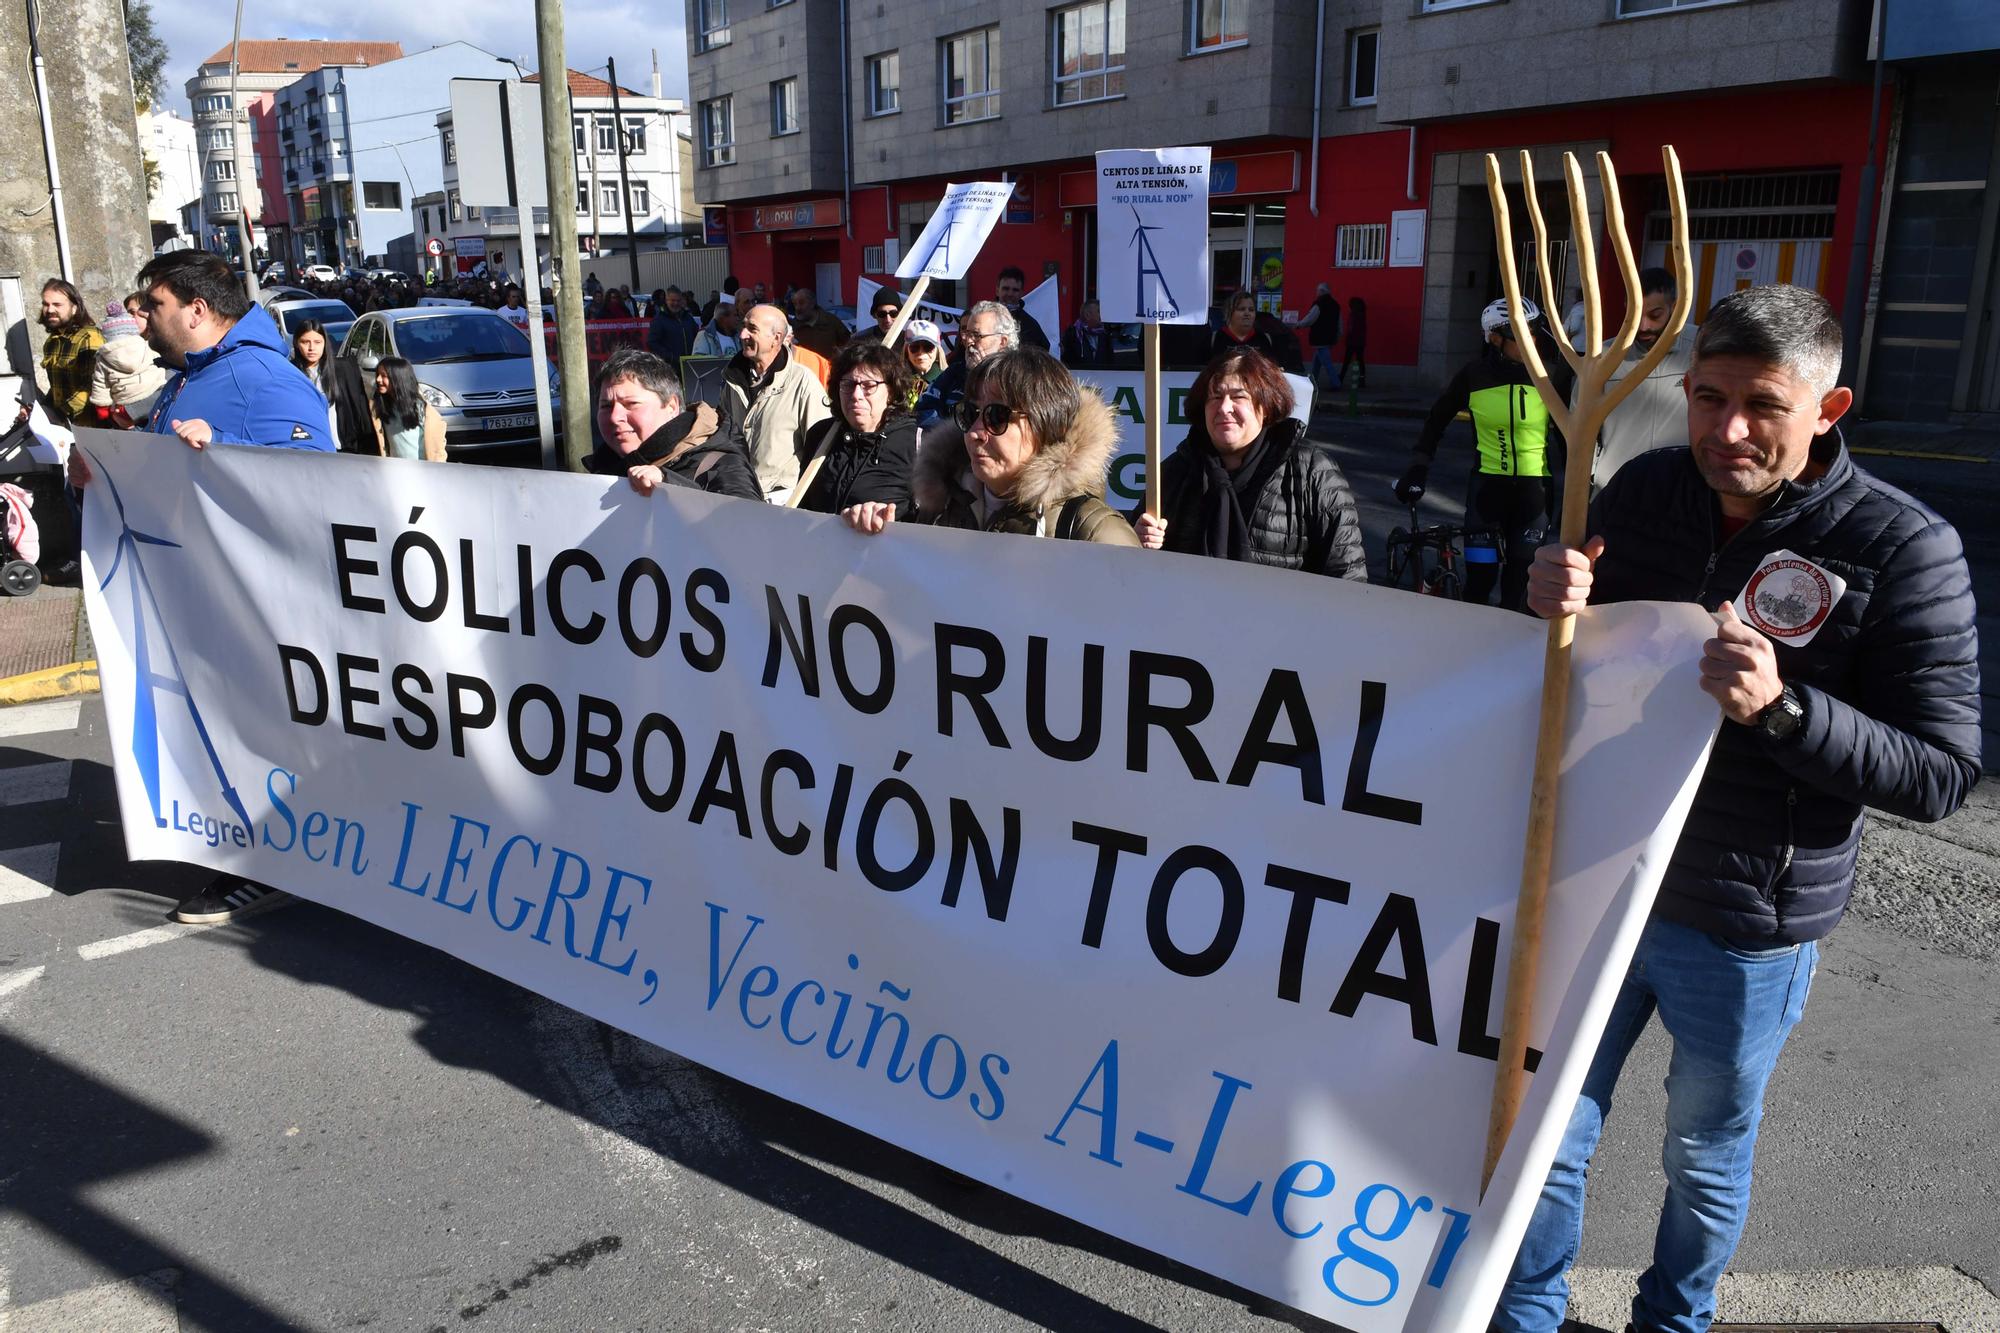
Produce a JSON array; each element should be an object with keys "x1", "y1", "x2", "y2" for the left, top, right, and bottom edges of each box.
[{"x1": 1757, "y1": 684, "x2": 1806, "y2": 739}]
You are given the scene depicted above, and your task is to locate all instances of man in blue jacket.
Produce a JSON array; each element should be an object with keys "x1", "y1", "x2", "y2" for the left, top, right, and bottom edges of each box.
[
  {"x1": 1494, "y1": 284, "x2": 1982, "y2": 1333},
  {"x1": 68, "y1": 250, "x2": 334, "y2": 926}
]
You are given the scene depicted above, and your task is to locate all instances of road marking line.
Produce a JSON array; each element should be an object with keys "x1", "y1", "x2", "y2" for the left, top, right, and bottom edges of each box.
[
  {"x1": 0, "y1": 698, "x2": 82, "y2": 739},
  {"x1": 0, "y1": 965, "x2": 45, "y2": 1000},
  {"x1": 0, "y1": 759, "x2": 71, "y2": 806},
  {"x1": 77, "y1": 922, "x2": 201, "y2": 960},
  {"x1": 0, "y1": 843, "x2": 59, "y2": 904}
]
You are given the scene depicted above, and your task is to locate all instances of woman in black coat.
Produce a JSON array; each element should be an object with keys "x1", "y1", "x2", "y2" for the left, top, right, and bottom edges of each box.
[
  {"x1": 1133, "y1": 346, "x2": 1366, "y2": 580},
  {"x1": 794, "y1": 340, "x2": 919, "y2": 515}
]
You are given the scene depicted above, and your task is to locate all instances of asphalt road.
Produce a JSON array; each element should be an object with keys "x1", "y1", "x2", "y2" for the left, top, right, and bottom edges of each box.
[{"x1": 2, "y1": 415, "x2": 1996, "y2": 1333}]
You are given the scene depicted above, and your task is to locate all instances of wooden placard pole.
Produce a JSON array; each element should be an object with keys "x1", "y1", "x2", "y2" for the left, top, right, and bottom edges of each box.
[
  {"x1": 1143, "y1": 321, "x2": 1163, "y2": 520},
  {"x1": 789, "y1": 275, "x2": 933, "y2": 510},
  {"x1": 1479, "y1": 146, "x2": 1695, "y2": 1194}
]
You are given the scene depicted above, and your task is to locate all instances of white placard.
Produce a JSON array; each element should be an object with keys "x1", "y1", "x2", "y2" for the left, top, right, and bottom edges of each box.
[
  {"x1": 896, "y1": 182, "x2": 1014, "y2": 281},
  {"x1": 1095, "y1": 148, "x2": 1212, "y2": 325},
  {"x1": 449, "y1": 78, "x2": 547, "y2": 209},
  {"x1": 77, "y1": 427, "x2": 1718, "y2": 1332}
]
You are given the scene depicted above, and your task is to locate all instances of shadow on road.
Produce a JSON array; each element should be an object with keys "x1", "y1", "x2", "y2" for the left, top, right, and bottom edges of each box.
[{"x1": 0, "y1": 1029, "x2": 314, "y2": 1330}]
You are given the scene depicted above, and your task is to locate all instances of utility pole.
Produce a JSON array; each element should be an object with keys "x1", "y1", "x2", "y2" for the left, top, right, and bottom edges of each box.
[
  {"x1": 606, "y1": 57, "x2": 642, "y2": 295},
  {"x1": 227, "y1": 0, "x2": 259, "y2": 296},
  {"x1": 534, "y1": 2, "x2": 590, "y2": 469}
]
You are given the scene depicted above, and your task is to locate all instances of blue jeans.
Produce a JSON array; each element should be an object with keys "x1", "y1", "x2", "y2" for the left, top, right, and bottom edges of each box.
[
  {"x1": 1492, "y1": 918, "x2": 1818, "y2": 1333},
  {"x1": 1311, "y1": 345, "x2": 1341, "y2": 389}
]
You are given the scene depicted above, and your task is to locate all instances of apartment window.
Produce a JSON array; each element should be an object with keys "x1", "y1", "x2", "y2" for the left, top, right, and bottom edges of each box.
[
  {"x1": 1053, "y1": 0, "x2": 1125, "y2": 106},
  {"x1": 596, "y1": 115, "x2": 618, "y2": 154},
  {"x1": 448, "y1": 189, "x2": 462, "y2": 222},
  {"x1": 770, "y1": 78, "x2": 799, "y2": 135},
  {"x1": 600, "y1": 184, "x2": 621, "y2": 216},
  {"x1": 1420, "y1": 0, "x2": 1494, "y2": 9},
  {"x1": 573, "y1": 116, "x2": 587, "y2": 154},
  {"x1": 207, "y1": 127, "x2": 234, "y2": 151},
  {"x1": 696, "y1": 0, "x2": 730, "y2": 50},
  {"x1": 1335, "y1": 223, "x2": 1386, "y2": 267},
  {"x1": 1189, "y1": 0, "x2": 1247, "y2": 52},
  {"x1": 576, "y1": 181, "x2": 590, "y2": 215},
  {"x1": 941, "y1": 28, "x2": 999, "y2": 124},
  {"x1": 442, "y1": 128, "x2": 456, "y2": 165},
  {"x1": 1348, "y1": 28, "x2": 1378, "y2": 105},
  {"x1": 866, "y1": 51, "x2": 899, "y2": 116},
  {"x1": 209, "y1": 159, "x2": 235, "y2": 182},
  {"x1": 628, "y1": 181, "x2": 650, "y2": 214},
  {"x1": 700, "y1": 96, "x2": 735, "y2": 166},
  {"x1": 198, "y1": 94, "x2": 231, "y2": 113},
  {"x1": 363, "y1": 181, "x2": 401, "y2": 210},
  {"x1": 214, "y1": 191, "x2": 238, "y2": 212},
  {"x1": 1616, "y1": 0, "x2": 1740, "y2": 12},
  {"x1": 623, "y1": 117, "x2": 647, "y2": 154}
]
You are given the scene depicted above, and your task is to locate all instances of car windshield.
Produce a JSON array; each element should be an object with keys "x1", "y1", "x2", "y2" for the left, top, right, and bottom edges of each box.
[
  {"x1": 288, "y1": 301, "x2": 355, "y2": 324},
  {"x1": 395, "y1": 314, "x2": 531, "y2": 363}
]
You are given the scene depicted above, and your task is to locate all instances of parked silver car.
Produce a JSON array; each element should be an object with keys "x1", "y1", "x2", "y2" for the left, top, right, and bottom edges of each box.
[
  {"x1": 339, "y1": 307, "x2": 561, "y2": 451},
  {"x1": 267, "y1": 297, "x2": 357, "y2": 353}
]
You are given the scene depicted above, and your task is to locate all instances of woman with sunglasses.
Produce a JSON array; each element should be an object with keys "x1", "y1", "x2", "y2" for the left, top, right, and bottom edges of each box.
[
  {"x1": 844, "y1": 347, "x2": 1139, "y2": 547},
  {"x1": 1132, "y1": 346, "x2": 1365, "y2": 579},
  {"x1": 794, "y1": 341, "x2": 920, "y2": 515}
]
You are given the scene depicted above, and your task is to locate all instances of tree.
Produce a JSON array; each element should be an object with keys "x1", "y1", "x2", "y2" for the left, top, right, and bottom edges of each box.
[{"x1": 124, "y1": 0, "x2": 167, "y2": 109}]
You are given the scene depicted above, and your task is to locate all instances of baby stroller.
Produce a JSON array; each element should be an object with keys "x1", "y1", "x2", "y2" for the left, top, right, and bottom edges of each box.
[{"x1": 0, "y1": 481, "x2": 43, "y2": 596}]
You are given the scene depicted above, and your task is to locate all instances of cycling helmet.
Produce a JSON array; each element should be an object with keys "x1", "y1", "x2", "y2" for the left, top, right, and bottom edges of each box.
[{"x1": 1480, "y1": 296, "x2": 1540, "y2": 337}]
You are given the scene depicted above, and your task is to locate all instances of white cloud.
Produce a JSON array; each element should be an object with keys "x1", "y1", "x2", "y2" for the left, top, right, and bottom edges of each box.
[{"x1": 153, "y1": 0, "x2": 691, "y2": 114}]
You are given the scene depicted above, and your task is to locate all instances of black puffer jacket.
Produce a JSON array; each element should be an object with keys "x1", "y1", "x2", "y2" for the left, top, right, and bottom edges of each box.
[
  {"x1": 585, "y1": 402, "x2": 762, "y2": 501},
  {"x1": 795, "y1": 413, "x2": 918, "y2": 515},
  {"x1": 1152, "y1": 417, "x2": 1367, "y2": 579},
  {"x1": 1589, "y1": 436, "x2": 1981, "y2": 944}
]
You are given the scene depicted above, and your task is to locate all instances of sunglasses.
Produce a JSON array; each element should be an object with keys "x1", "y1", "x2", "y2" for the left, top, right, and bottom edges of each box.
[
  {"x1": 876, "y1": 307, "x2": 900, "y2": 319},
  {"x1": 953, "y1": 400, "x2": 1021, "y2": 434}
]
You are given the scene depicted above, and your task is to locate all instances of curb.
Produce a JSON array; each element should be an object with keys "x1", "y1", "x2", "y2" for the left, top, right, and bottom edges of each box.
[{"x1": 0, "y1": 659, "x2": 100, "y2": 705}]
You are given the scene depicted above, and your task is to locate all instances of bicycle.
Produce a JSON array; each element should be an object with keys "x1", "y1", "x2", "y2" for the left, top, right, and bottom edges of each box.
[{"x1": 1383, "y1": 491, "x2": 1502, "y2": 601}]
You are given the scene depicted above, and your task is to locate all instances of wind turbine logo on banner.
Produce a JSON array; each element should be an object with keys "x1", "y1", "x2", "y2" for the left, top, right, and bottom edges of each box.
[
  {"x1": 915, "y1": 199, "x2": 964, "y2": 277},
  {"x1": 92, "y1": 459, "x2": 250, "y2": 833},
  {"x1": 1127, "y1": 204, "x2": 1179, "y2": 320}
]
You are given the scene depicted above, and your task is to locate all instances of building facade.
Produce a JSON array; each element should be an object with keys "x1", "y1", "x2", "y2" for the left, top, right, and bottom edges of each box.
[
  {"x1": 1860, "y1": 0, "x2": 2000, "y2": 418},
  {"x1": 145, "y1": 107, "x2": 203, "y2": 249},
  {"x1": 186, "y1": 40, "x2": 405, "y2": 266},
  {"x1": 274, "y1": 42, "x2": 507, "y2": 270},
  {"x1": 689, "y1": 0, "x2": 1883, "y2": 396},
  {"x1": 430, "y1": 70, "x2": 692, "y2": 282}
]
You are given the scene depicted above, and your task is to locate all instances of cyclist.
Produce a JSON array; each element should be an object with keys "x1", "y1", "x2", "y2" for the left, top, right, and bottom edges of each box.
[{"x1": 1395, "y1": 297, "x2": 1573, "y2": 611}]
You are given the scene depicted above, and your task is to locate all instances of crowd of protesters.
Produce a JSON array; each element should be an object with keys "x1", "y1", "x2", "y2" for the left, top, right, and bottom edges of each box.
[{"x1": 5, "y1": 217, "x2": 1987, "y2": 1333}]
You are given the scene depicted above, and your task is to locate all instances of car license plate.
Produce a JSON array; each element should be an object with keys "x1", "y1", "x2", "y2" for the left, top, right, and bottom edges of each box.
[{"x1": 485, "y1": 412, "x2": 536, "y2": 430}]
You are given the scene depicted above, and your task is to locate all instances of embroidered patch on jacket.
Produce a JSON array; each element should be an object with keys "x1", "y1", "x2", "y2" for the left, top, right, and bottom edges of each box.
[
  {"x1": 1734, "y1": 549, "x2": 1847, "y2": 647},
  {"x1": 290, "y1": 424, "x2": 312, "y2": 440}
]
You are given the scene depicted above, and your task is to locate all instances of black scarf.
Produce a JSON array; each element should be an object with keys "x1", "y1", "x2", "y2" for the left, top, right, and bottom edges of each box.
[
  {"x1": 1192, "y1": 424, "x2": 1287, "y2": 560},
  {"x1": 589, "y1": 405, "x2": 708, "y2": 473}
]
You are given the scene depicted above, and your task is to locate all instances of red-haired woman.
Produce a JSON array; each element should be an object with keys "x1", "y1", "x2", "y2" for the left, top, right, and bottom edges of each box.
[{"x1": 1133, "y1": 346, "x2": 1365, "y2": 579}]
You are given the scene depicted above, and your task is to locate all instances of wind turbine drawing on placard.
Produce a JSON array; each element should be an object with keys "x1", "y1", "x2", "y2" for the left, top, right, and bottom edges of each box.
[
  {"x1": 92, "y1": 455, "x2": 249, "y2": 832},
  {"x1": 1127, "y1": 204, "x2": 1178, "y2": 319}
]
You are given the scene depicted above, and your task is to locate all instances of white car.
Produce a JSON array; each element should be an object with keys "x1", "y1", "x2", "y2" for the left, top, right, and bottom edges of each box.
[{"x1": 303, "y1": 263, "x2": 338, "y2": 282}]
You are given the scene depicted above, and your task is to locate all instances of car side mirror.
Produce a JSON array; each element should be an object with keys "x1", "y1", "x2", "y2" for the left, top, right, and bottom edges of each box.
[{"x1": 356, "y1": 352, "x2": 379, "y2": 372}]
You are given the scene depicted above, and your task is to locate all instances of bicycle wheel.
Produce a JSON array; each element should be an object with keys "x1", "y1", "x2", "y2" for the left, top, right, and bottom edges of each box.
[{"x1": 1433, "y1": 565, "x2": 1462, "y2": 601}]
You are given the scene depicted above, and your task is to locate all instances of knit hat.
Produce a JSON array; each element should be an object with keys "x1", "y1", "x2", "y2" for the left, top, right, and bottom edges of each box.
[{"x1": 102, "y1": 302, "x2": 141, "y2": 340}]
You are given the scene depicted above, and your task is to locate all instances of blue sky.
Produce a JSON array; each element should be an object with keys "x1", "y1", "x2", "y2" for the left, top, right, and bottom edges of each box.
[{"x1": 152, "y1": 0, "x2": 692, "y2": 114}]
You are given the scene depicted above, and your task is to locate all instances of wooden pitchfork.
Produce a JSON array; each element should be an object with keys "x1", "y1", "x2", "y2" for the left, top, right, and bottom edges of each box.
[{"x1": 1480, "y1": 146, "x2": 1694, "y2": 1192}]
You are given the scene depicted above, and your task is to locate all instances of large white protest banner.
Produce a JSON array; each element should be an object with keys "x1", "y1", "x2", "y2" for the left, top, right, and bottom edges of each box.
[
  {"x1": 897, "y1": 181, "x2": 1014, "y2": 282},
  {"x1": 1075, "y1": 369, "x2": 1312, "y2": 510},
  {"x1": 78, "y1": 428, "x2": 1717, "y2": 1329},
  {"x1": 1096, "y1": 148, "x2": 1211, "y2": 325}
]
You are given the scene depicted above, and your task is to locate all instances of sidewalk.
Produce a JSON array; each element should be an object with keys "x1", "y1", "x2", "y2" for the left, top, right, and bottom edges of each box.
[{"x1": 0, "y1": 586, "x2": 94, "y2": 702}]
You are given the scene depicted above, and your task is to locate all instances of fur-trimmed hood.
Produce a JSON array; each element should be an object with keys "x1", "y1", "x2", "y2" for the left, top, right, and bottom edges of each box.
[{"x1": 912, "y1": 389, "x2": 1121, "y2": 519}]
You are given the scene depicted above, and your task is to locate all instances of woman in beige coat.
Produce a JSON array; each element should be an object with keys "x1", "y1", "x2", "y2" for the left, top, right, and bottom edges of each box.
[{"x1": 369, "y1": 356, "x2": 447, "y2": 461}]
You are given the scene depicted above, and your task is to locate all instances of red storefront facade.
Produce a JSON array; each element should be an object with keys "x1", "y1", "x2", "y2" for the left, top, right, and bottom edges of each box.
[{"x1": 715, "y1": 83, "x2": 1884, "y2": 388}]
